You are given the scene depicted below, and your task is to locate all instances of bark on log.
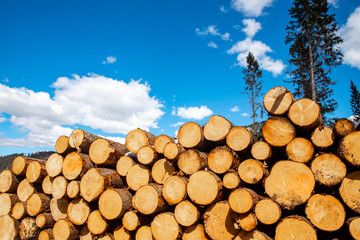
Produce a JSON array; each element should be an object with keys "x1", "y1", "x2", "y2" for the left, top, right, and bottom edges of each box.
[
  {"x1": 226, "y1": 126, "x2": 253, "y2": 152},
  {"x1": 62, "y1": 152, "x2": 94, "y2": 181},
  {"x1": 151, "y1": 212, "x2": 181, "y2": 240},
  {"x1": 68, "y1": 128, "x2": 100, "y2": 153},
  {"x1": 254, "y1": 198, "x2": 281, "y2": 225},
  {"x1": 275, "y1": 215, "x2": 317, "y2": 240},
  {"x1": 12, "y1": 156, "x2": 43, "y2": 176},
  {"x1": 98, "y1": 188, "x2": 132, "y2": 220},
  {"x1": 234, "y1": 230, "x2": 272, "y2": 240},
  {"x1": 26, "y1": 160, "x2": 47, "y2": 183},
  {"x1": 177, "y1": 122, "x2": 206, "y2": 150},
  {"x1": 67, "y1": 198, "x2": 90, "y2": 225},
  {"x1": 53, "y1": 219, "x2": 79, "y2": 240},
  {"x1": 0, "y1": 193, "x2": 19, "y2": 216},
  {"x1": 228, "y1": 188, "x2": 259, "y2": 214},
  {"x1": 182, "y1": 224, "x2": 208, "y2": 240},
  {"x1": 55, "y1": 135, "x2": 74, "y2": 156},
  {"x1": 208, "y1": 146, "x2": 239, "y2": 174},
  {"x1": 310, "y1": 126, "x2": 335, "y2": 150},
  {"x1": 235, "y1": 213, "x2": 258, "y2": 231},
  {"x1": 178, "y1": 149, "x2": 207, "y2": 175},
  {"x1": 46, "y1": 153, "x2": 64, "y2": 178},
  {"x1": 113, "y1": 226, "x2": 132, "y2": 240},
  {"x1": 12, "y1": 201, "x2": 28, "y2": 220},
  {"x1": 162, "y1": 175, "x2": 187, "y2": 205},
  {"x1": 223, "y1": 170, "x2": 241, "y2": 189},
  {"x1": 0, "y1": 169, "x2": 19, "y2": 193},
  {"x1": 262, "y1": 117, "x2": 296, "y2": 147},
  {"x1": 89, "y1": 138, "x2": 128, "y2": 166},
  {"x1": 174, "y1": 200, "x2": 200, "y2": 227},
  {"x1": 17, "y1": 179, "x2": 38, "y2": 202},
  {"x1": 163, "y1": 142, "x2": 185, "y2": 161},
  {"x1": 154, "y1": 134, "x2": 175, "y2": 154},
  {"x1": 50, "y1": 197, "x2": 68, "y2": 221},
  {"x1": 26, "y1": 193, "x2": 50, "y2": 217},
  {"x1": 286, "y1": 137, "x2": 314, "y2": 163},
  {"x1": 137, "y1": 145, "x2": 160, "y2": 165},
  {"x1": 116, "y1": 155, "x2": 136, "y2": 177},
  {"x1": 42, "y1": 176, "x2": 54, "y2": 195},
  {"x1": 334, "y1": 118, "x2": 355, "y2": 138},
  {"x1": 288, "y1": 98, "x2": 321, "y2": 130},
  {"x1": 151, "y1": 158, "x2": 175, "y2": 184},
  {"x1": 19, "y1": 217, "x2": 39, "y2": 240},
  {"x1": 204, "y1": 115, "x2": 233, "y2": 143},
  {"x1": 39, "y1": 229, "x2": 54, "y2": 240},
  {"x1": 238, "y1": 159, "x2": 266, "y2": 184},
  {"x1": 126, "y1": 164, "x2": 151, "y2": 191},
  {"x1": 36, "y1": 213, "x2": 55, "y2": 228},
  {"x1": 263, "y1": 86, "x2": 294, "y2": 116},
  {"x1": 133, "y1": 183, "x2": 167, "y2": 215},
  {"x1": 66, "y1": 180, "x2": 81, "y2": 199},
  {"x1": 126, "y1": 128, "x2": 157, "y2": 154},
  {"x1": 251, "y1": 141, "x2": 272, "y2": 161},
  {"x1": 311, "y1": 153, "x2": 346, "y2": 186},
  {"x1": 87, "y1": 210, "x2": 108, "y2": 235},
  {"x1": 338, "y1": 131, "x2": 360, "y2": 166},
  {"x1": 0, "y1": 215, "x2": 19, "y2": 240},
  {"x1": 339, "y1": 171, "x2": 360, "y2": 214},
  {"x1": 52, "y1": 176, "x2": 68, "y2": 199},
  {"x1": 346, "y1": 217, "x2": 360, "y2": 240},
  {"x1": 135, "y1": 225, "x2": 154, "y2": 240}
]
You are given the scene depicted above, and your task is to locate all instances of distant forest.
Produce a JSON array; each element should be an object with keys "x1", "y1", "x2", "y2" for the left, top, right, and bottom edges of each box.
[{"x1": 0, "y1": 151, "x2": 55, "y2": 172}]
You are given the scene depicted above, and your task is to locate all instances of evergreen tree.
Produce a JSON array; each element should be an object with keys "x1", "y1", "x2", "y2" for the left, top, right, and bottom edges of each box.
[
  {"x1": 285, "y1": 0, "x2": 343, "y2": 117},
  {"x1": 243, "y1": 52, "x2": 263, "y2": 124},
  {"x1": 350, "y1": 80, "x2": 360, "y2": 116}
]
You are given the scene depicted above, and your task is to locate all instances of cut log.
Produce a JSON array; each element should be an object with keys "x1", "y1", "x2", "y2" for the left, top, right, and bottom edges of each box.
[
  {"x1": 254, "y1": 198, "x2": 281, "y2": 225},
  {"x1": 79, "y1": 226, "x2": 96, "y2": 240},
  {"x1": 36, "y1": 213, "x2": 55, "y2": 228},
  {"x1": 263, "y1": 86, "x2": 294, "y2": 116},
  {"x1": 187, "y1": 170, "x2": 222, "y2": 206},
  {"x1": 265, "y1": 160, "x2": 315, "y2": 209},
  {"x1": 262, "y1": 117, "x2": 296, "y2": 147},
  {"x1": 162, "y1": 175, "x2": 187, "y2": 205},
  {"x1": 62, "y1": 152, "x2": 94, "y2": 180},
  {"x1": 42, "y1": 176, "x2": 54, "y2": 195},
  {"x1": 286, "y1": 137, "x2": 314, "y2": 163},
  {"x1": 154, "y1": 134, "x2": 175, "y2": 154},
  {"x1": 203, "y1": 201, "x2": 239, "y2": 240},
  {"x1": 226, "y1": 126, "x2": 253, "y2": 152},
  {"x1": 80, "y1": 168, "x2": 123, "y2": 202},
  {"x1": 151, "y1": 212, "x2": 181, "y2": 240},
  {"x1": 26, "y1": 193, "x2": 51, "y2": 216},
  {"x1": 311, "y1": 153, "x2": 346, "y2": 186},
  {"x1": 288, "y1": 98, "x2": 321, "y2": 130},
  {"x1": 46, "y1": 153, "x2": 64, "y2": 177},
  {"x1": 68, "y1": 128, "x2": 100, "y2": 153},
  {"x1": 238, "y1": 159, "x2": 266, "y2": 184},
  {"x1": 12, "y1": 202, "x2": 28, "y2": 220},
  {"x1": 50, "y1": 197, "x2": 68, "y2": 221},
  {"x1": 338, "y1": 131, "x2": 360, "y2": 166},
  {"x1": 87, "y1": 210, "x2": 108, "y2": 235},
  {"x1": 163, "y1": 142, "x2": 185, "y2": 160},
  {"x1": 99, "y1": 188, "x2": 132, "y2": 220},
  {"x1": 204, "y1": 115, "x2": 233, "y2": 143},
  {"x1": 89, "y1": 138, "x2": 128, "y2": 166},
  {"x1": 251, "y1": 141, "x2": 272, "y2": 161},
  {"x1": 122, "y1": 210, "x2": 151, "y2": 231},
  {"x1": 126, "y1": 128, "x2": 157, "y2": 154},
  {"x1": 0, "y1": 193, "x2": 19, "y2": 216},
  {"x1": 275, "y1": 215, "x2": 317, "y2": 240},
  {"x1": 339, "y1": 171, "x2": 360, "y2": 214},
  {"x1": 53, "y1": 219, "x2": 79, "y2": 240},
  {"x1": 52, "y1": 176, "x2": 68, "y2": 199},
  {"x1": 228, "y1": 188, "x2": 259, "y2": 214},
  {"x1": 116, "y1": 155, "x2": 136, "y2": 177},
  {"x1": 177, "y1": 122, "x2": 206, "y2": 150},
  {"x1": 137, "y1": 145, "x2": 160, "y2": 165},
  {"x1": 223, "y1": 170, "x2": 241, "y2": 189},
  {"x1": 20, "y1": 217, "x2": 39, "y2": 240},
  {"x1": 39, "y1": 229, "x2": 54, "y2": 240},
  {"x1": 0, "y1": 169, "x2": 19, "y2": 193},
  {"x1": 67, "y1": 198, "x2": 90, "y2": 225},
  {"x1": 305, "y1": 194, "x2": 345, "y2": 232},
  {"x1": 135, "y1": 225, "x2": 154, "y2": 240},
  {"x1": 98, "y1": 233, "x2": 115, "y2": 240},
  {"x1": 174, "y1": 200, "x2": 200, "y2": 227},
  {"x1": 26, "y1": 160, "x2": 47, "y2": 183},
  {"x1": 208, "y1": 146, "x2": 239, "y2": 174},
  {"x1": 234, "y1": 230, "x2": 272, "y2": 240},
  {"x1": 346, "y1": 217, "x2": 360, "y2": 240},
  {"x1": 182, "y1": 224, "x2": 208, "y2": 240},
  {"x1": 334, "y1": 118, "x2": 355, "y2": 138},
  {"x1": 133, "y1": 183, "x2": 167, "y2": 215},
  {"x1": 151, "y1": 158, "x2": 175, "y2": 184},
  {"x1": 12, "y1": 156, "x2": 41, "y2": 176},
  {"x1": 310, "y1": 126, "x2": 335, "y2": 150},
  {"x1": 178, "y1": 149, "x2": 207, "y2": 175},
  {"x1": 0, "y1": 215, "x2": 19, "y2": 240},
  {"x1": 66, "y1": 180, "x2": 81, "y2": 199},
  {"x1": 235, "y1": 213, "x2": 257, "y2": 231},
  {"x1": 126, "y1": 164, "x2": 151, "y2": 191},
  {"x1": 17, "y1": 179, "x2": 38, "y2": 202},
  {"x1": 55, "y1": 135, "x2": 74, "y2": 156},
  {"x1": 113, "y1": 226, "x2": 132, "y2": 240}
]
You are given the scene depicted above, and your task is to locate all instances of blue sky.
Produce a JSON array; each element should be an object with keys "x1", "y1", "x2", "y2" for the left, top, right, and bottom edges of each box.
[{"x1": 0, "y1": 0, "x2": 359, "y2": 155}]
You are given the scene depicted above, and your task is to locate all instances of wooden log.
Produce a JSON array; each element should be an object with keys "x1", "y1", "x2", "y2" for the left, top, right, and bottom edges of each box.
[
  {"x1": 52, "y1": 176, "x2": 68, "y2": 199},
  {"x1": 154, "y1": 134, "x2": 175, "y2": 154},
  {"x1": 346, "y1": 217, "x2": 360, "y2": 240},
  {"x1": 80, "y1": 168, "x2": 123, "y2": 202},
  {"x1": 207, "y1": 146, "x2": 239, "y2": 174},
  {"x1": 135, "y1": 225, "x2": 154, "y2": 240},
  {"x1": 226, "y1": 126, "x2": 253, "y2": 152},
  {"x1": 275, "y1": 215, "x2": 317, "y2": 240},
  {"x1": 12, "y1": 202, "x2": 28, "y2": 220},
  {"x1": 286, "y1": 137, "x2": 314, "y2": 163},
  {"x1": 204, "y1": 115, "x2": 233, "y2": 143},
  {"x1": 50, "y1": 197, "x2": 68, "y2": 221},
  {"x1": 46, "y1": 153, "x2": 64, "y2": 177},
  {"x1": 163, "y1": 142, "x2": 185, "y2": 160},
  {"x1": 151, "y1": 158, "x2": 175, "y2": 184},
  {"x1": 12, "y1": 156, "x2": 42, "y2": 176},
  {"x1": 151, "y1": 212, "x2": 181, "y2": 240},
  {"x1": 113, "y1": 226, "x2": 133, "y2": 240},
  {"x1": 223, "y1": 170, "x2": 241, "y2": 189},
  {"x1": 20, "y1": 217, "x2": 38, "y2": 240},
  {"x1": 339, "y1": 171, "x2": 360, "y2": 214},
  {"x1": 26, "y1": 160, "x2": 47, "y2": 183},
  {"x1": 311, "y1": 153, "x2": 347, "y2": 186},
  {"x1": 68, "y1": 128, "x2": 100, "y2": 153},
  {"x1": 26, "y1": 193, "x2": 51, "y2": 217},
  {"x1": 162, "y1": 175, "x2": 187, "y2": 205},
  {"x1": 234, "y1": 230, "x2": 272, "y2": 240},
  {"x1": 99, "y1": 188, "x2": 132, "y2": 220},
  {"x1": 251, "y1": 141, "x2": 272, "y2": 161},
  {"x1": 137, "y1": 145, "x2": 160, "y2": 165},
  {"x1": 66, "y1": 180, "x2": 81, "y2": 199},
  {"x1": 0, "y1": 169, "x2": 19, "y2": 193},
  {"x1": 17, "y1": 179, "x2": 38, "y2": 202},
  {"x1": 39, "y1": 229, "x2": 54, "y2": 240},
  {"x1": 89, "y1": 138, "x2": 128, "y2": 166},
  {"x1": 116, "y1": 155, "x2": 136, "y2": 177},
  {"x1": 264, "y1": 160, "x2": 315, "y2": 209},
  {"x1": 55, "y1": 135, "x2": 74, "y2": 156},
  {"x1": 126, "y1": 164, "x2": 151, "y2": 191},
  {"x1": 133, "y1": 183, "x2": 167, "y2": 215},
  {"x1": 0, "y1": 215, "x2": 20, "y2": 240},
  {"x1": 36, "y1": 213, "x2": 55, "y2": 228},
  {"x1": 254, "y1": 198, "x2": 281, "y2": 225},
  {"x1": 178, "y1": 149, "x2": 207, "y2": 175},
  {"x1": 305, "y1": 194, "x2": 345, "y2": 232},
  {"x1": 53, "y1": 219, "x2": 79, "y2": 240},
  {"x1": 310, "y1": 126, "x2": 335, "y2": 150},
  {"x1": 79, "y1": 226, "x2": 96, "y2": 240},
  {"x1": 67, "y1": 198, "x2": 90, "y2": 225},
  {"x1": 62, "y1": 152, "x2": 94, "y2": 180},
  {"x1": 182, "y1": 224, "x2": 208, "y2": 240},
  {"x1": 174, "y1": 200, "x2": 200, "y2": 227},
  {"x1": 203, "y1": 201, "x2": 239, "y2": 240},
  {"x1": 42, "y1": 176, "x2": 54, "y2": 195},
  {"x1": 288, "y1": 98, "x2": 321, "y2": 130},
  {"x1": 238, "y1": 159, "x2": 266, "y2": 184},
  {"x1": 98, "y1": 233, "x2": 115, "y2": 240},
  {"x1": 126, "y1": 128, "x2": 157, "y2": 154},
  {"x1": 0, "y1": 193, "x2": 19, "y2": 216},
  {"x1": 177, "y1": 122, "x2": 206, "y2": 150},
  {"x1": 263, "y1": 86, "x2": 294, "y2": 116},
  {"x1": 338, "y1": 131, "x2": 360, "y2": 166},
  {"x1": 87, "y1": 210, "x2": 108, "y2": 235},
  {"x1": 228, "y1": 188, "x2": 259, "y2": 214},
  {"x1": 122, "y1": 210, "x2": 151, "y2": 231},
  {"x1": 235, "y1": 213, "x2": 257, "y2": 231},
  {"x1": 334, "y1": 118, "x2": 355, "y2": 138},
  {"x1": 262, "y1": 117, "x2": 296, "y2": 147}
]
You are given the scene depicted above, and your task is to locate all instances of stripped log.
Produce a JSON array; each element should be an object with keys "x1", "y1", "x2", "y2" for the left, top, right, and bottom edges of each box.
[
  {"x1": 66, "y1": 180, "x2": 81, "y2": 199},
  {"x1": 163, "y1": 142, "x2": 185, "y2": 160},
  {"x1": 12, "y1": 156, "x2": 42, "y2": 176},
  {"x1": 151, "y1": 212, "x2": 182, "y2": 240},
  {"x1": 36, "y1": 213, "x2": 55, "y2": 228},
  {"x1": 338, "y1": 131, "x2": 360, "y2": 166},
  {"x1": 346, "y1": 217, "x2": 360, "y2": 240},
  {"x1": 39, "y1": 229, "x2": 53, "y2": 240},
  {"x1": 262, "y1": 117, "x2": 296, "y2": 147},
  {"x1": 154, "y1": 134, "x2": 175, "y2": 154},
  {"x1": 0, "y1": 215, "x2": 19, "y2": 240},
  {"x1": 223, "y1": 170, "x2": 241, "y2": 189},
  {"x1": 263, "y1": 86, "x2": 294, "y2": 116},
  {"x1": 52, "y1": 176, "x2": 68, "y2": 199},
  {"x1": 174, "y1": 200, "x2": 200, "y2": 227},
  {"x1": 311, "y1": 153, "x2": 346, "y2": 186},
  {"x1": 26, "y1": 193, "x2": 51, "y2": 217},
  {"x1": 12, "y1": 202, "x2": 28, "y2": 220},
  {"x1": 286, "y1": 137, "x2": 314, "y2": 163},
  {"x1": 20, "y1": 217, "x2": 39, "y2": 240},
  {"x1": 26, "y1": 160, "x2": 47, "y2": 183},
  {"x1": 46, "y1": 153, "x2": 64, "y2": 178},
  {"x1": 67, "y1": 198, "x2": 90, "y2": 225},
  {"x1": 137, "y1": 145, "x2": 160, "y2": 165},
  {"x1": 135, "y1": 225, "x2": 154, "y2": 240},
  {"x1": 126, "y1": 164, "x2": 151, "y2": 191},
  {"x1": 116, "y1": 155, "x2": 136, "y2": 177},
  {"x1": 235, "y1": 230, "x2": 271, "y2": 240},
  {"x1": 126, "y1": 128, "x2": 157, "y2": 154},
  {"x1": 89, "y1": 138, "x2": 128, "y2": 166},
  {"x1": 238, "y1": 159, "x2": 266, "y2": 184},
  {"x1": 207, "y1": 146, "x2": 239, "y2": 174},
  {"x1": 99, "y1": 188, "x2": 132, "y2": 220},
  {"x1": 87, "y1": 210, "x2": 108, "y2": 235},
  {"x1": 55, "y1": 135, "x2": 74, "y2": 156},
  {"x1": 113, "y1": 226, "x2": 132, "y2": 240},
  {"x1": 68, "y1": 128, "x2": 100, "y2": 153},
  {"x1": 0, "y1": 193, "x2": 19, "y2": 216},
  {"x1": 228, "y1": 188, "x2": 259, "y2": 214},
  {"x1": 182, "y1": 224, "x2": 208, "y2": 240},
  {"x1": 235, "y1": 212, "x2": 258, "y2": 231},
  {"x1": 122, "y1": 210, "x2": 151, "y2": 231},
  {"x1": 17, "y1": 179, "x2": 39, "y2": 202},
  {"x1": 254, "y1": 198, "x2": 281, "y2": 225},
  {"x1": 0, "y1": 169, "x2": 19, "y2": 193},
  {"x1": 178, "y1": 122, "x2": 206, "y2": 150},
  {"x1": 310, "y1": 126, "x2": 335, "y2": 150},
  {"x1": 275, "y1": 215, "x2": 317, "y2": 240},
  {"x1": 226, "y1": 126, "x2": 253, "y2": 152},
  {"x1": 62, "y1": 152, "x2": 94, "y2": 181},
  {"x1": 339, "y1": 171, "x2": 360, "y2": 214},
  {"x1": 251, "y1": 141, "x2": 272, "y2": 161},
  {"x1": 204, "y1": 115, "x2": 233, "y2": 143},
  {"x1": 178, "y1": 149, "x2": 207, "y2": 175},
  {"x1": 333, "y1": 118, "x2": 355, "y2": 138},
  {"x1": 151, "y1": 158, "x2": 175, "y2": 184},
  {"x1": 50, "y1": 197, "x2": 68, "y2": 221},
  {"x1": 288, "y1": 98, "x2": 321, "y2": 130},
  {"x1": 133, "y1": 183, "x2": 167, "y2": 215},
  {"x1": 162, "y1": 175, "x2": 187, "y2": 205},
  {"x1": 53, "y1": 219, "x2": 79, "y2": 240}
]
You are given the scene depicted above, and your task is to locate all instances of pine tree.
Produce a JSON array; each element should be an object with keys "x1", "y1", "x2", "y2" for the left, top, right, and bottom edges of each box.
[
  {"x1": 285, "y1": 0, "x2": 343, "y2": 117},
  {"x1": 350, "y1": 80, "x2": 360, "y2": 116},
  {"x1": 243, "y1": 52, "x2": 263, "y2": 125}
]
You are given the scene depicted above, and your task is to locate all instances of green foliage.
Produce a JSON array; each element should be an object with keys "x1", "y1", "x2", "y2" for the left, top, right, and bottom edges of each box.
[
  {"x1": 0, "y1": 151, "x2": 55, "y2": 172},
  {"x1": 350, "y1": 80, "x2": 360, "y2": 116}
]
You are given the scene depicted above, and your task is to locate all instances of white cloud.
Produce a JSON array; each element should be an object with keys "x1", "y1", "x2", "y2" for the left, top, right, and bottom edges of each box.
[
  {"x1": 339, "y1": 7, "x2": 360, "y2": 70},
  {"x1": 172, "y1": 106, "x2": 213, "y2": 120},
  {"x1": 242, "y1": 19, "x2": 262, "y2": 38},
  {"x1": 171, "y1": 122, "x2": 185, "y2": 128},
  {"x1": 221, "y1": 33, "x2": 231, "y2": 41},
  {"x1": 241, "y1": 112, "x2": 250, "y2": 117},
  {"x1": 328, "y1": 0, "x2": 339, "y2": 8},
  {"x1": 0, "y1": 117, "x2": 6, "y2": 123},
  {"x1": 230, "y1": 106, "x2": 240, "y2": 112},
  {"x1": 0, "y1": 74, "x2": 164, "y2": 148},
  {"x1": 231, "y1": 0, "x2": 275, "y2": 17},
  {"x1": 196, "y1": 25, "x2": 230, "y2": 41},
  {"x1": 220, "y1": 6, "x2": 228, "y2": 13},
  {"x1": 208, "y1": 41, "x2": 218, "y2": 48},
  {"x1": 102, "y1": 56, "x2": 117, "y2": 64}
]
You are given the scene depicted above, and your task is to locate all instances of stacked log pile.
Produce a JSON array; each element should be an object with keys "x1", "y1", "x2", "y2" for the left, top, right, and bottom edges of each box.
[{"x1": 1, "y1": 86, "x2": 360, "y2": 240}]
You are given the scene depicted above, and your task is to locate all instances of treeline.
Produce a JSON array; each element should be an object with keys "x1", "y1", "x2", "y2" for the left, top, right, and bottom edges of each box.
[{"x1": 0, "y1": 151, "x2": 55, "y2": 172}]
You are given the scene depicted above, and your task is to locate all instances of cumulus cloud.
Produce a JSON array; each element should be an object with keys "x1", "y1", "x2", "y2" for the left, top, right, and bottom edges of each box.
[
  {"x1": 0, "y1": 74, "x2": 164, "y2": 148},
  {"x1": 241, "y1": 112, "x2": 250, "y2": 117},
  {"x1": 170, "y1": 122, "x2": 185, "y2": 128},
  {"x1": 242, "y1": 19, "x2": 262, "y2": 38},
  {"x1": 102, "y1": 56, "x2": 117, "y2": 64},
  {"x1": 328, "y1": 0, "x2": 339, "y2": 8},
  {"x1": 207, "y1": 41, "x2": 218, "y2": 48},
  {"x1": 220, "y1": 6, "x2": 228, "y2": 13},
  {"x1": 339, "y1": 7, "x2": 360, "y2": 70},
  {"x1": 230, "y1": 106, "x2": 240, "y2": 112},
  {"x1": 172, "y1": 106, "x2": 213, "y2": 120},
  {"x1": 195, "y1": 25, "x2": 231, "y2": 41},
  {"x1": 231, "y1": 0, "x2": 275, "y2": 17}
]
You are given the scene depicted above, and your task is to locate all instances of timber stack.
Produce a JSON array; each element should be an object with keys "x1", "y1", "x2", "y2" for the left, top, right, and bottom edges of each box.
[{"x1": 1, "y1": 86, "x2": 360, "y2": 240}]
